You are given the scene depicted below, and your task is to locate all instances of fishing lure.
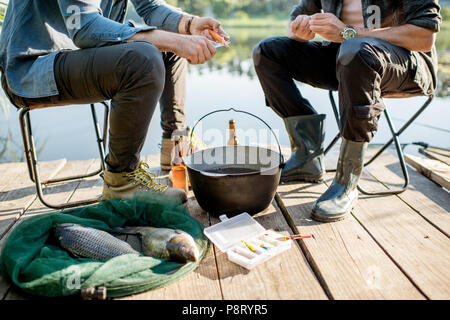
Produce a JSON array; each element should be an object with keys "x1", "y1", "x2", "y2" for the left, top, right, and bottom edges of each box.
[{"x1": 242, "y1": 240, "x2": 256, "y2": 252}]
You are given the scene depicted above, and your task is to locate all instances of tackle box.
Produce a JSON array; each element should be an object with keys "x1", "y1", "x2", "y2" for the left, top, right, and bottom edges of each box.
[{"x1": 203, "y1": 212, "x2": 292, "y2": 270}]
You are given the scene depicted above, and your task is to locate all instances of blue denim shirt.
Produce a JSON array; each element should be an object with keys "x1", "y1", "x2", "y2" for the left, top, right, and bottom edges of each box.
[{"x1": 0, "y1": 0, "x2": 184, "y2": 98}]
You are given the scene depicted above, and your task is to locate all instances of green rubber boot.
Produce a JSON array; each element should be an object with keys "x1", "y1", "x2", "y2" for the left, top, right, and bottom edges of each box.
[
  {"x1": 311, "y1": 138, "x2": 368, "y2": 222},
  {"x1": 281, "y1": 114, "x2": 326, "y2": 183}
]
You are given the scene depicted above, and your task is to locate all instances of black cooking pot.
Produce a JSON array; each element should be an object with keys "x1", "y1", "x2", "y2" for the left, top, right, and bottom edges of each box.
[{"x1": 185, "y1": 108, "x2": 285, "y2": 217}]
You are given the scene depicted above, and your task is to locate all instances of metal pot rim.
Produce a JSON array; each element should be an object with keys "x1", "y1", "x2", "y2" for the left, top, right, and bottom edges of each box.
[{"x1": 185, "y1": 145, "x2": 282, "y2": 177}]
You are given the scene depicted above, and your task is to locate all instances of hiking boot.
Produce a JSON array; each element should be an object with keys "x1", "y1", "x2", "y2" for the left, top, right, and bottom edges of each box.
[
  {"x1": 281, "y1": 114, "x2": 326, "y2": 183},
  {"x1": 311, "y1": 138, "x2": 367, "y2": 222},
  {"x1": 160, "y1": 138, "x2": 175, "y2": 171},
  {"x1": 102, "y1": 162, "x2": 187, "y2": 203}
]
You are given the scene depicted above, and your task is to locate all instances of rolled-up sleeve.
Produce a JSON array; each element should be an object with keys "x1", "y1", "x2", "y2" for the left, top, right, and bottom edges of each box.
[
  {"x1": 57, "y1": 0, "x2": 154, "y2": 48},
  {"x1": 404, "y1": 0, "x2": 442, "y2": 32},
  {"x1": 131, "y1": 0, "x2": 184, "y2": 33},
  {"x1": 290, "y1": 0, "x2": 322, "y2": 21}
]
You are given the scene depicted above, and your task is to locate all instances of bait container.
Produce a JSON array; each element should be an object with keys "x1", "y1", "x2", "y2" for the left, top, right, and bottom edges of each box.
[{"x1": 204, "y1": 213, "x2": 292, "y2": 270}]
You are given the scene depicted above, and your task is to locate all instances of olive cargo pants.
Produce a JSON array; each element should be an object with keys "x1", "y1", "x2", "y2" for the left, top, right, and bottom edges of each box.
[
  {"x1": 2, "y1": 41, "x2": 187, "y2": 173},
  {"x1": 252, "y1": 37, "x2": 433, "y2": 142}
]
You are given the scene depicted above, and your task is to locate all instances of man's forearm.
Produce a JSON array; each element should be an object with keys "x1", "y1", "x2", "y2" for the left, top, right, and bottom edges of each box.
[
  {"x1": 357, "y1": 24, "x2": 436, "y2": 52},
  {"x1": 127, "y1": 29, "x2": 179, "y2": 52}
]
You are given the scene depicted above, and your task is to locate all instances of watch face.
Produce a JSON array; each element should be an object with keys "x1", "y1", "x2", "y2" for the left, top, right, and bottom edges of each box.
[{"x1": 343, "y1": 28, "x2": 356, "y2": 40}]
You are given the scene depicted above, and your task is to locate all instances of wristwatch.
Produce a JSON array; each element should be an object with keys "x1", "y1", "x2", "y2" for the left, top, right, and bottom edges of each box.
[{"x1": 341, "y1": 25, "x2": 357, "y2": 40}]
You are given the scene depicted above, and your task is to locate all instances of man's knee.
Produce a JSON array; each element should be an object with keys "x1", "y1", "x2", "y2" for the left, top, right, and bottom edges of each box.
[
  {"x1": 253, "y1": 37, "x2": 295, "y2": 68},
  {"x1": 337, "y1": 37, "x2": 382, "y2": 71},
  {"x1": 120, "y1": 41, "x2": 165, "y2": 87},
  {"x1": 253, "y1": 37, "x2": 275, "y2": 67}
]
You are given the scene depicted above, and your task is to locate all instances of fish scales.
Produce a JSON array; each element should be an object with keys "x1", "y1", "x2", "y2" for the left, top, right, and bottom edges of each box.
[
  {"x1": 113, "y1": 226, "x2": 200, "y2": 263},
  {"x1": 54, "y1": 224, "x2": 139, "y2": 260}
]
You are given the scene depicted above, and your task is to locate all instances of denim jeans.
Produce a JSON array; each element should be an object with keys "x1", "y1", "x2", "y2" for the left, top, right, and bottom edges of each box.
[{"x1": 2, "y1": 41, "x2": 187, "y2": 172}]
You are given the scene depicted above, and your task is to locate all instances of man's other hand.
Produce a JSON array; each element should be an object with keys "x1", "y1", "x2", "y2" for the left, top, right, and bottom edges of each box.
[
  {"x1": 188, "y1": 17, "x2": 230, "y2": 42},
  {"x1": 174, "y1": 35, "x2": 217, "y2": 65},
  {"x1": 309, "y1": 13, "x2": 346, "y2": 43},
  {"x1": 288, "y1": 15, "x2": 315, "y2": 42}
]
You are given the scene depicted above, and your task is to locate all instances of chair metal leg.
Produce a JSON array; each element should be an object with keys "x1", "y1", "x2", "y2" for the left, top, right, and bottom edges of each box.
[
  {"x1": 361, "y1": 96, "x2": 433, "y2": 168},
  {"x1": 19, "y1": 107, "x2": 35, "y2": 182},
  {"x1": 19, "y1": 102, "x2": 111, "y2": 210},
  {"x1": 328, "y1": 90, "x2": 341, "y2": 127},
  {"x1": 324, "y1": 91, "x2": 433, "y2": 196},
  {"x1": 91, "y1": 103, "x2": 107, "y2": 171},
  {"x1": 324, "y1": 91, "x2": 342, "y2": 171},
  {"x1": 357, "y1": 108, "x2": 409, "y2": 195},
  {"x1": 324, "y1": 132, "x2": 340, "y2": 157}
]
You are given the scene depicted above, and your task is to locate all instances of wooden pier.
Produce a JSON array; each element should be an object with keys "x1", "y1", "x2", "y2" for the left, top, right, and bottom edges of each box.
[{"x1": 0, "y1": 147, "x2": 449, "y2": 300}]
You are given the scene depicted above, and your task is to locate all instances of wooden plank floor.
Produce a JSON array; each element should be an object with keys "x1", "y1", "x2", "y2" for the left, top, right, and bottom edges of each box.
[{"x1": 0, "y1": 148, "x2": 449, "y2": 300}]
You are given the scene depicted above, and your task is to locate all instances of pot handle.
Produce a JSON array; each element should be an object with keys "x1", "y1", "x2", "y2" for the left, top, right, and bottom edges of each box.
[{"x1": 189, "y1": 108, "x2": 285, "y2": 168}]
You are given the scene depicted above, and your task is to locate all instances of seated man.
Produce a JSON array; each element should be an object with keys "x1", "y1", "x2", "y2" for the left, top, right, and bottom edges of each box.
[
  {"x1": 0, "y1": 0, "x2": 229, "y2": 203},
  {"x1": 253, "y1": 0, "x2": 441, "y2": 221}
]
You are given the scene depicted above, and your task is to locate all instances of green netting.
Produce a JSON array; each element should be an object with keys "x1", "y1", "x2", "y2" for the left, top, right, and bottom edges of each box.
[{"x1": 0, "y1": 193, "x2": 209, "y2": 298}]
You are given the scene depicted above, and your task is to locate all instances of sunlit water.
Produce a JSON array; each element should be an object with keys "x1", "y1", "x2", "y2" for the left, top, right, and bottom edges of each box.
[{"x1": 0, "y1": 27, "x2": 449, "y2": 163}]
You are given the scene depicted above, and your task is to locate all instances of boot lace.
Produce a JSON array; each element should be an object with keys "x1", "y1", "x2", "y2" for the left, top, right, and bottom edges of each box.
[{"x1": 125, "y1": 162, "x2": 169, "y2": 192}]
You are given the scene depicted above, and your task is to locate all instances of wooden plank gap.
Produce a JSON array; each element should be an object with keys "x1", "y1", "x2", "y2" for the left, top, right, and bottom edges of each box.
[
  {"x1": 0, "y1": 196, "x2": 39, "y2": 240},
  {"x1": 274, "y1": 192, "x2": 334, "y2": 300},
  {"x1": 208, "y1": 212, "x2": 225, "y2": 300},
  {"x1": 321, "y1": 173, "x2": 430, "y2": 300},
  {"x1": 59, "y1": 159, "x2": 100, "y2": 210},
  {"x1": 364, "y1": 167, "x2": 449, "y2": 239},
  {"x1": 347, "y1": 208, "x2": 430, "y2": 300}
]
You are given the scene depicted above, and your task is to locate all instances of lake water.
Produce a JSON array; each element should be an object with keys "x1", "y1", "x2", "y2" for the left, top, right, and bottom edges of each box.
[{"x1": 0, "y1": 27, "x2": 449, "y2": 163}]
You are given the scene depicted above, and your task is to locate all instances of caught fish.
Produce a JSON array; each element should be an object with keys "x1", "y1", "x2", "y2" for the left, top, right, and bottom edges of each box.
[
  {"x1": 54, "y1": 223, "x2": 139, "y2": 260},
  {"x1": 114, "y1": 226, "x2": 200, "y2": 263}
]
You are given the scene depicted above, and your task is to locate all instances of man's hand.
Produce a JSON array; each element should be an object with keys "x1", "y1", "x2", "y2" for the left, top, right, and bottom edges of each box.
[
  {"x1": 179, "y1": 16, "x2": 229, "y2": 42},
  {"x1": 173, "y1": 34, "x2": 217, "y2": 65},
  {"x1": 309, "y1": 13, "x2": 346, "y2": 43},
  {"x1": 288, "y1": 15, "x2": 315, "y2": 42},
  {"x1": 190, "y1": 17, "x2": 229, "y2": 41},
  {"x1": 127, "y1": 30, "x2": 216, "y2": 65}
]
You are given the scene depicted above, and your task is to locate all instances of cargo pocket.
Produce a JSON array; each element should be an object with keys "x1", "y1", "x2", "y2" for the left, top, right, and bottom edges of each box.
[
  {"x1": 351, "y1": 101, "x2": 384, "y2": 133},
  {"x1": 400, "y1": 52, "x2": 430, "y2": 96},
  {"x1": 352, "y1": 101, "x2": 384, "y2": 119}
]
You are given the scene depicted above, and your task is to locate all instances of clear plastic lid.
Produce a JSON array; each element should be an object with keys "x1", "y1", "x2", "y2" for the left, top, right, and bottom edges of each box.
[{"x1": 203, "y1": 213, "x2": 266, "y2": 252}]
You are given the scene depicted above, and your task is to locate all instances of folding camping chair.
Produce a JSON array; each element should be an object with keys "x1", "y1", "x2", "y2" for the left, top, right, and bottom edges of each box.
[
  {"x1": 12, "y1": 1, "x2": 125, "y2": 210},
  {"x1": 18, "y1": 102, "x2": 109, "y2": 209},
  {"x1": 324, "y1": 90, "x2": 434, "y2": 195}
]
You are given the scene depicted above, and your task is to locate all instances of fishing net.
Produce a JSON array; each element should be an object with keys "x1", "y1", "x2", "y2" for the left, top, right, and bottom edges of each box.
[{"x1": 0, "y1": 193, "x2": 209, "y2": 298}]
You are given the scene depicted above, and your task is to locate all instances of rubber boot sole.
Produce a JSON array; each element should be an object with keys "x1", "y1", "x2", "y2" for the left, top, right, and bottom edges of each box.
[{"x1": 310, "y1": 196, "x2": 358, "y2": 223}]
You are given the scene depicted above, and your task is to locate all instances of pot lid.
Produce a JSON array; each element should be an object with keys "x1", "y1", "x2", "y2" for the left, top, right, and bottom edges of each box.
[{"x1": 203, "y1": 213, "x2": 266, "y2": 252}]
